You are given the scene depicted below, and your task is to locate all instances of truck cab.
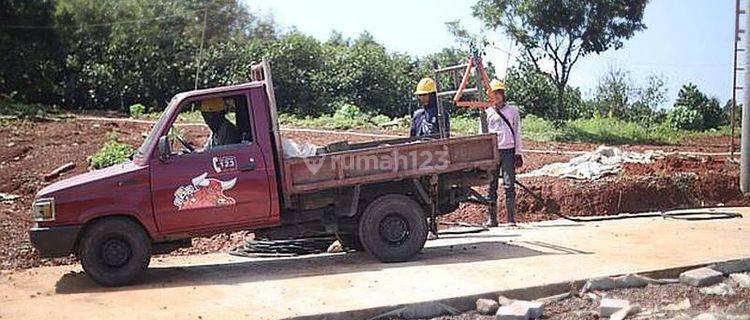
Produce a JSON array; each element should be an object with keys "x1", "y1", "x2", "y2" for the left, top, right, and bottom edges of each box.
[{"x1": 30, "y1": 81, "x2": 284, "y2": 285}]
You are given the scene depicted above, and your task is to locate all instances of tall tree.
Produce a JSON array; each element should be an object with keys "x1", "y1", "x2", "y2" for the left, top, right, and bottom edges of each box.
[
  {"x1": 472, "y1": 0, "x2": 648, "y2": 120},
  {"x1": 0, "y1": 0, "x2": 64, "y2": 104}
]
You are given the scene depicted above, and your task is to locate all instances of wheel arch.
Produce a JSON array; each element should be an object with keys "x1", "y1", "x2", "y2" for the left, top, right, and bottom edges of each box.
[{"x1": 75, "y1": 214, "x2": 153, "y2": 253}]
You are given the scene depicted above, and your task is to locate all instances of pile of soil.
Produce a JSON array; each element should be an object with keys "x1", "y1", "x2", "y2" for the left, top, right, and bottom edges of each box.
[
  {"x1": 0, "y1": 117, "x2": 746, "y2": 269},
  {"x1": 442, "y1": 155, "x2": 747, "y2": 225}
]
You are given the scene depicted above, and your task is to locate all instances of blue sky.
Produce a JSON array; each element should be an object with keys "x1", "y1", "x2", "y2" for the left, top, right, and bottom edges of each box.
[{"x1": 247, "y1": 0, "x2": 736, "y2": 107}]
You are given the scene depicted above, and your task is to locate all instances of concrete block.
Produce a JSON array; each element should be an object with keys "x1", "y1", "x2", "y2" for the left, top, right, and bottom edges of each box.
[
  {"x1": 496, "y1": 303, "x2": 530, "y2": 320},
  {"x1": 679, "y1": 267, "x2": 724, "y2": 287},
  {"x1": 514, "y1": 301, "x2": 544, "y2": 319},
  {"x1": 599, "y1": 298, "x2": 630, "y2": 317},
  {"x1": 476, "y1": 298, "x2": 499, "y2": 315}
]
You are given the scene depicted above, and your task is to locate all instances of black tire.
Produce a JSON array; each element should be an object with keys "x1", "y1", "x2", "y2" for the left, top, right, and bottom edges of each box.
[
  {"x1": 358, "y1": 194, "x2": 428, "y2": 262},
  {"x1": 79, "y1": 217, "x2": 152, "y2": 286}
]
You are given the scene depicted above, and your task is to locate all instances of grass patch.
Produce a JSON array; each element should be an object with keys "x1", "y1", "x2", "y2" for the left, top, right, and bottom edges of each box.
[
  {"x1": 88, "y1": 132, "x2": 136, "y2": 169},
  {"x1": 563, "y1": 117, "x2": 687, "y2": 145},
  {"x1": 139, "y1": 104, "x2": 729, "y2": 145}
]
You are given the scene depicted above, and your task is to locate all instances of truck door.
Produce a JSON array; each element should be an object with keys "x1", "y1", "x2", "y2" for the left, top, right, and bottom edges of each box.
[{"x1": 150, "y1": 92, "x2": 272, "y2": 234}]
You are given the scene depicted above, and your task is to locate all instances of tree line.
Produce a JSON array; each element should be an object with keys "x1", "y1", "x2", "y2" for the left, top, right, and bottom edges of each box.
[
  {"x1": 1, "y1": 0, "x2": 468, "y2": 117},
  {"x1": 0, "y1": 0, "x2": 734, "y2": 131}
]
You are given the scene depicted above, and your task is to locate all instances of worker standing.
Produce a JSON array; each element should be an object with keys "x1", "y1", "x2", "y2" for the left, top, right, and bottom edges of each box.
[
  {"x1": 485, "y1": 80, "x2": 523, "y2": 227},
  {"x1": 410, "y1": 77, "x2": 450, "y2": 138}
]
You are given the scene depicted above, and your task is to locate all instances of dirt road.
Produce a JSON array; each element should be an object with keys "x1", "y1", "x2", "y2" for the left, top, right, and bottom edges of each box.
[{"x1": 1, "y1": 208, "x2": 748, "y2": 320}]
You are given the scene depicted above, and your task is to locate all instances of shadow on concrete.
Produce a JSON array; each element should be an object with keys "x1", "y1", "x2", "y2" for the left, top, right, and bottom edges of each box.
[{"x1": 54, "y1": 238, "x2": 584, "y2": 294}]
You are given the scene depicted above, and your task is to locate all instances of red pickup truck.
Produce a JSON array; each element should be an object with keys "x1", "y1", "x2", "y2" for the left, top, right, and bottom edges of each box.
[{"x1": 28, "y1": 61, "x2": 499, "y2": 286}]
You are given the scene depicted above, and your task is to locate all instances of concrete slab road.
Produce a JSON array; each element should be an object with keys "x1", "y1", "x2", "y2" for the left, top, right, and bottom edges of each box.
[{"x1": 1, "y1": 207, "x2": 749, "y2": 320}]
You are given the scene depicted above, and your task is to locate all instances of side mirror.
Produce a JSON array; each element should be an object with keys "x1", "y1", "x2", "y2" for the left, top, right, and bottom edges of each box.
[{"x1": 158, "y1": 136, "x2": 171, "y2": 161}]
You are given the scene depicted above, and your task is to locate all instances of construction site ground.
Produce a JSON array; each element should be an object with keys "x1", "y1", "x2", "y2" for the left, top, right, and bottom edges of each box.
[
  {"x1": 0, "y1": 116, "x2": 748, "y2": 270},
  {"x1": 0, "y1": 207, "x2": 748, "y2": 320}
]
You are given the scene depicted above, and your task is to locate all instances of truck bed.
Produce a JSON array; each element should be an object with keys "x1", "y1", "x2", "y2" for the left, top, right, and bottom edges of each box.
[{"x1": 282, "y1": 134, "x2": 499, "y2": 194}]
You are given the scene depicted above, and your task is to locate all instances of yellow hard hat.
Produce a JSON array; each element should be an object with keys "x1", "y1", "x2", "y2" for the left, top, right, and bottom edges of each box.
[
  {"x1": 414, "y1": 77, "x2": 437, "y2": 95},
  {"x1": 200, "y1": 97, "x2": 225, "y2": 112},
  {"x1": 490, "y1": 79, "x2": 506, "y2": 92}
]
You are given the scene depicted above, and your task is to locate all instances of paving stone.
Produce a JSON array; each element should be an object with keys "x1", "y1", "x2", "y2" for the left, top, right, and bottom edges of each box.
[
  {"x1": 495, "y1": 303, "x2": 530, "y2": 320},
  {"x1": 599, "y1": 298, "x2": 630, "y2": 317},
  {"x1": 679, "y1": 267, "x2": 724, "y2": 287},
  {"x1": 476, "y1": 298, "x2": 499, "y2": 315}
]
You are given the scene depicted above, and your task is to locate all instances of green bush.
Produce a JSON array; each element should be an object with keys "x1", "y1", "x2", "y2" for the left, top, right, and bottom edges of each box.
[
  {"x1": 0, "y1": 99, "x2": 52, "y2": 119},
  {"x1": 88, "y1": 139, "x2": 136, "y2": 170},
  {"x1": 128, "y1": 103, "x2": 145, "y2": 118},
  {"x1": 370, "y1": 114, "x2": 392, "y2": 126},
  {"x1": 667, "y1": 105, "x2": 703, "y2": 131},
  {"x1": 333, "y1": 102, "x2": 362, "y2": 119}
]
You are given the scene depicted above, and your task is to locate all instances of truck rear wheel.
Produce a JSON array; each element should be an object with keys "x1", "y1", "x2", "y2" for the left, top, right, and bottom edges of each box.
[
  {"x1": 79, "y1": 217, "x2": 151, "y2": 286},
  {"x1": 358, "y1": 194, "x2": 427, "y2": 262}
]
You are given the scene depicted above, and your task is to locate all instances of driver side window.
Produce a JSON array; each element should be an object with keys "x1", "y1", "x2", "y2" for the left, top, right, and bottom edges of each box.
[{"x1": 165, "y1": 94, "x2": 253, "y2": 156}]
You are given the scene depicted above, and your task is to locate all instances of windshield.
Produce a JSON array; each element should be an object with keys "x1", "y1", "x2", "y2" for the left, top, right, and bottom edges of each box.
[{"x1": 136, "y1": 98, "x2": 174, "y2": 157}]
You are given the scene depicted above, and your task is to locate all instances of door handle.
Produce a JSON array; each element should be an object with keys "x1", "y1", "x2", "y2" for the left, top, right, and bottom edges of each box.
[{"x1": 239, "y1": 162, "x2": 257, "y2": 172}]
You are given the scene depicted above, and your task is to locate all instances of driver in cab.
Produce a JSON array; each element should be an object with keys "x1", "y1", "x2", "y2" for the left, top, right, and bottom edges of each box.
[{"x1": 200, "y1": 97, "x2": 241, "y2": 150}]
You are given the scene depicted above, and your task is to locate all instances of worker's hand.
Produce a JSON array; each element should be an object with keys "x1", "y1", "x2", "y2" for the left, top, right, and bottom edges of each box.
[{"x1": 515, "y1": 154, "x2": 523, "y2": 168}]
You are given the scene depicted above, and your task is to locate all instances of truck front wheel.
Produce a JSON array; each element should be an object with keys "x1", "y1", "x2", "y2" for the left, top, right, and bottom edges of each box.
[
  {"x1": 358, "y1": 194, "x2": 428, "y2": 262},
  {"x1": 79, "y1": 217, "x2": 152, "y2": 286}
]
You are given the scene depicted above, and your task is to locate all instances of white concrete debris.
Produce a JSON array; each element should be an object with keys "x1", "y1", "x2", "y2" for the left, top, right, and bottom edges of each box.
[
  {"x1": 494, "y1": 297, "x2": 545, "y2": 320},
  {"x1": 514, "y1": 300, "x2": 544, "y2": 319},
  {"x1": 699, "y1": 283, "x2": 736, "y2": 296},
  {"x1": 599, "y1": 298, "x2": 631, "y2": 317},
  {"x1": 729, "y1": 273, "x2": 750, "y2": 288},
  {"x1": 497, "y1": 295, "x2": 515, "y2": 306},
  {"x1": 520, "y1": 145, "x2": 663, "y2": 180},
  {"x1": 476, "y1": 298, "x2": 500, "y2": 315},
  {"x1": 496, "y1": 303, "x2": 530, "y2": 320},
  {"x1": 581, "y1": 274, "x2": 653, "y2": 293},
  {"x1": 609, "y1": 305, "x2": 640, "y2": 320},
  {"x1": 282, "y1": 139, "x2": 319, "y2": 158}
]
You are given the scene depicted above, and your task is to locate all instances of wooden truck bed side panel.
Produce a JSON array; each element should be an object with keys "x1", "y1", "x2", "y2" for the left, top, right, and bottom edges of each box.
[
  {"x1": 250, "y1": 60, "x2": 290, "y2": 206},
  {"x1": 283, "y1": 134, "x2": 499, "y2": 194}
]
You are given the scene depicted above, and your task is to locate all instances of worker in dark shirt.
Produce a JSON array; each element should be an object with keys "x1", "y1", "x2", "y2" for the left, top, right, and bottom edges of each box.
[
  {"x1": 410, "y1": 77, "x2": 450, "y2": 138},
  {"x1": 200, "y1": 97, "x2": 241, "y2": 149}
]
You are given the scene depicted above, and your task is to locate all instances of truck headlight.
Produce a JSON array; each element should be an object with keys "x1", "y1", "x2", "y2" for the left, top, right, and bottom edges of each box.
[{"x1": 32, "y1": 198, "x2": 55, "y2": 222}]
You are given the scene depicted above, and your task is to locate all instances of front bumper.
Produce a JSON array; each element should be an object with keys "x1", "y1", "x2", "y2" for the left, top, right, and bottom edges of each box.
[{"x1": 28, "y1": 225, "x2": 81, "y2": 258}]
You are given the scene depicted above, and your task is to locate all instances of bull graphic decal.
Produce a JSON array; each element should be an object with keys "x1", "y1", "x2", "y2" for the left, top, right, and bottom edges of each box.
[{"x1": 173, "y1": 172, "x2": 237, "y2": 211}]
